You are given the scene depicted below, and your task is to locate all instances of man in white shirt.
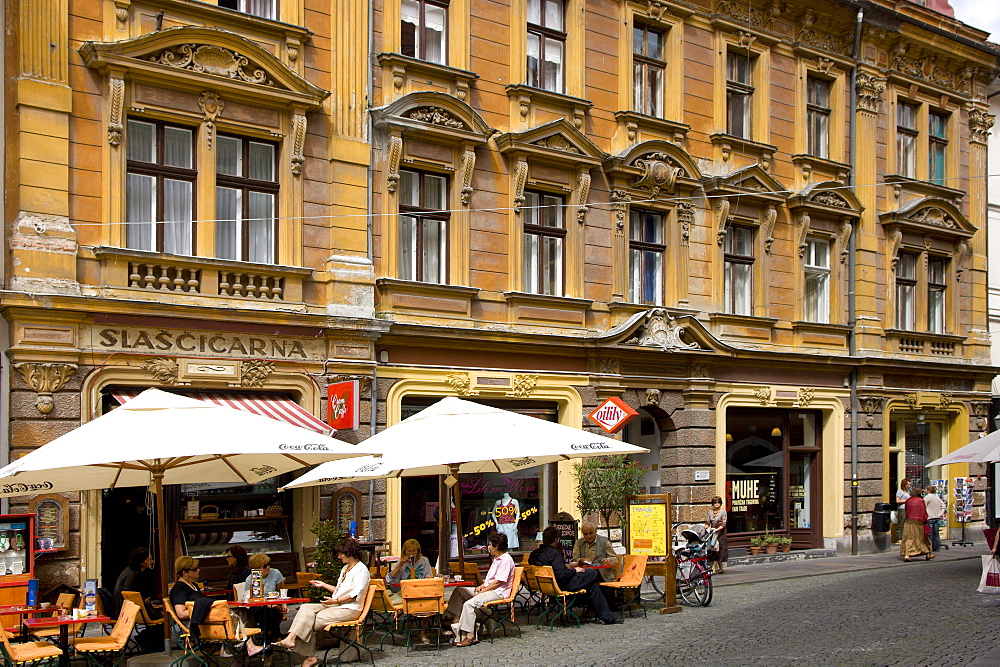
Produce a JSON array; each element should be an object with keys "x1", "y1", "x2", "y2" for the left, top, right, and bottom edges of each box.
[{"x1": 924, "y1": 485, "x2": 946, "y2": 552}]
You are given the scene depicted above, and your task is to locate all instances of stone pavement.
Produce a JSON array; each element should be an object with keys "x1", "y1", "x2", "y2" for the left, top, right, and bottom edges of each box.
[
  {"x1": 129, "y1": 544, "x2": 995, "y2": 667},
  {"x1": 368, "y1": 545, "x2": 991, "y2": 666}
]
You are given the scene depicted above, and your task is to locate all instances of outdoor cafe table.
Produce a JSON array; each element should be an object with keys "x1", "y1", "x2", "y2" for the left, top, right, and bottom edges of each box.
[
  {"x1": 229, "y1": 597, "x2": 309, "y2": 646},
  {"x1": 0, "y1": 606, "x2": 53, "y2": 636},
  {"x1": 22, "y1": 614, "x2": 110, "y2": 667}
]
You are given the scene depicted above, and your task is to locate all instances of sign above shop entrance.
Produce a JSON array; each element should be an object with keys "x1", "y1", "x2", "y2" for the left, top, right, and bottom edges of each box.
[
  {"x1": 587, "y1": 397, "x2": 639, "y2": 434},
  {"x1": 327, "y1": 380, "x2": 360, "y2": 430}
]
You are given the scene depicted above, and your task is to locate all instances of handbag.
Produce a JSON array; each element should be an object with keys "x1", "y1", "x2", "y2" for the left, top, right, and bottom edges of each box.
[
  {"x1": 977, "y1": 555, "x2": 1000, "y2": 593},
  {"x1": 890, "y1": 510, "x2": 898, "y2": 525}
]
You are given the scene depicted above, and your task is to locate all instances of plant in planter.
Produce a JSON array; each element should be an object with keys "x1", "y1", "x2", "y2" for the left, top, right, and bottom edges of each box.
[
  {"x1": 762, "y1": 530, "x2": 781, "y2": 554},
  {"x1": 779, "y1": 536, "x2": 793, "y2": 552},
  {"x1": 748, "y1": 536, "x2": 764, "y2": 556},
  {"x1": 306, "y1": 519, "x2": 348, "y2": 602}
]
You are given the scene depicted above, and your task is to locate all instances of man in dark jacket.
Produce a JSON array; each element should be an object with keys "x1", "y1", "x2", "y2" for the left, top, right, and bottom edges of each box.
[{"x1": 528, "y1": 526, "x2": 621, "y2": 624}]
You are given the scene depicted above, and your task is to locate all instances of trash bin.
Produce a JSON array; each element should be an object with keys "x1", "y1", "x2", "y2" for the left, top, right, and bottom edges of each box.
[{"x1": 872, "y1": 502, "x2": 892, "y2": 533}]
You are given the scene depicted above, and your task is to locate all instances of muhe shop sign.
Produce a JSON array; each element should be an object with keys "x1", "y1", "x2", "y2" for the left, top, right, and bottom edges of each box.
[{"x1": 96, "y1": 328, "x2": 320, "y2": 359}]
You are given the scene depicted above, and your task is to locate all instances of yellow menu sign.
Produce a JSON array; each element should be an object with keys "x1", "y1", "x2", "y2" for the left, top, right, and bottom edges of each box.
[{"x1": 629, "y1": 502, "x2": 667, "y2": 556}]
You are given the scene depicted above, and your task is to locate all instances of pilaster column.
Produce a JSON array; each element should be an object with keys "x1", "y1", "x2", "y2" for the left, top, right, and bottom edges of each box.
[
  {"x1": 964, "y1": 105, "x2": 996, "y2": 358},
  {"x1": 851, "y1": 68, "x2": 886, "y2": 353}
]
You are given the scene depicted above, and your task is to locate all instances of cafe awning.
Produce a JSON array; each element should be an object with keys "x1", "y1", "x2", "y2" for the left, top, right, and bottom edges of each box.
[{"x1": 112, "y1": 389, "x2": 332, "y2": 435}]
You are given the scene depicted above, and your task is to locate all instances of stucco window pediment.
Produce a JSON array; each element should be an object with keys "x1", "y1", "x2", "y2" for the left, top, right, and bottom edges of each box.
[
  {"x1": 80, "y1": 26, "x2": 328, "y2": 109},
  {"x1": 879, "y1": 197, "x2": 975, "y2": 241},
  {"x1": 372, "y1": 91, "x2": 494, "y2": 145},
  {"x1": 787, "y1": 181, "x2": 863, "y2": 217},
  {"x1": 603, "y1": 140, "x2": 702, "y2": 196},
  {"x1": 494, "y1": 118, "x2": 607, "y2": 168},
  {"x1": 596, "y1": 308, "x2": 734, "y2": 354},
  {"x1": 704, "y1": 164, "x2": 787, "y2": 204}
]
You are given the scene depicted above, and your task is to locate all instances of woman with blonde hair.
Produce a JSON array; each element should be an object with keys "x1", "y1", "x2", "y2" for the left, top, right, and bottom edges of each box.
[{"x1": 384, "y1": 539, "x2": 433, "y2": 642}]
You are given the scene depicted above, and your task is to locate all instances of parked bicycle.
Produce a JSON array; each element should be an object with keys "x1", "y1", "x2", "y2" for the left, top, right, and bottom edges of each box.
[{"x1": 638, "y1": 522, "x2": 717, "y2": 607}]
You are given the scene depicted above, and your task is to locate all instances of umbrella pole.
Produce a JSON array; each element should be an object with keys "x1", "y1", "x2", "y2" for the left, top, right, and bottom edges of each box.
[
  {"x1": 153, "y1": 471, "x2": 171, "y2": 655},
  {"x1": 451, "y1": 465, "x2": 466, "y2": 578},
  {"x1": 438, "y1": 475, "x2": 450, "y2": 575}
]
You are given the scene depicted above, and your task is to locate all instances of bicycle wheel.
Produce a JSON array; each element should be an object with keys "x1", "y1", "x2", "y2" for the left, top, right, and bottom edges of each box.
[
  {"x1": 638, "y1": 574, "x2": 665, "y2": 602},
  {"x1": 677, "y1": 560, "x2": 713, "y2": 607}
]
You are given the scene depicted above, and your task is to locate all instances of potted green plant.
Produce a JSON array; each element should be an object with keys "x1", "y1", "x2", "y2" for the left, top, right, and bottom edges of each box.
[
  {"x1": 779, "y1": 536, "x2": 793, "y2": 553},
  {"x1": 762, "y1": 530, "x2": 781, "y2": 555},
  {"x1": 748, "y1": 536, "x2": 764, "y2": 556}
]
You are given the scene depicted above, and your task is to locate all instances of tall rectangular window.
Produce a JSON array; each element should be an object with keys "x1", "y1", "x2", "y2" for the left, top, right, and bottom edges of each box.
[
  {"x1": 804, "y1": 237, "x2": 831, "y2": 324},
  {"x1": 806, "y1": 77, "x2": 831, "y2": 159},
  {"x1": 126, "y1": 119, "x2": 195, "y2": 256},
  {"x1": 928, "y1": 111, "x2": 948, "y2": 186},
  {"x1": 523, "y1": 191, "x2": 565, "y2": 295},
  {"x1": 896, "y1": 102, "x2": 918, "y2": 178},
  {"x1": 724, "y1": 225, "x2": 754, "y2": 316},
  {"x1": 216, "y1": 135, "x2": 278, "y2": 264},
  {"x1": 629, "y1": 209, "x2": 665, "y2": 305},
  {"x1": 526, "y1": 0, "x2": 565, "y2": 93},
  {"x1": 726, "y1": 52, "x2": 753, "y2": 139},
  {"x1": 398, "y1": 170, "x2": 448, "y2": 283},
  {"x1": 927, "y1": 256, "x2": 946, "y2": 334},
  {"x1": 896, "y1": 252, "x2": 917, "y2": 331},
  {"x1": 400, "y1": 0, "x2": 447, "y2": 64},
  {"x1": 633, "y1": 24, "x2": 665, "y2": 118},
  {"x1": 217, "y1": 0, "x2": 275, "y2": 20}
]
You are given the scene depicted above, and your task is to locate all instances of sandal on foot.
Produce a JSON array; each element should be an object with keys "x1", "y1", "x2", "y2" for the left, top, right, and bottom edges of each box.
[
  {"x1": 903, "y1": 557, "x2": 913, "y2": 562},
  {"x1": 927, "y1": 554, "x2": 937, "y2": 560}
]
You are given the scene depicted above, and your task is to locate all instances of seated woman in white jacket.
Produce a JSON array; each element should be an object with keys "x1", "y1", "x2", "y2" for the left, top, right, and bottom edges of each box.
[{"x1": 273, "y1": 539, "x2": 370, "y2": 666}]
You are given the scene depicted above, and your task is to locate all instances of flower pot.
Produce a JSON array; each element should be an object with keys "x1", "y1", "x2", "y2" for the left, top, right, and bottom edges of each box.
[
  {"x1": 781, "y1": 544, "x2": 791, "y2": 553},
  {"x1": 764, "y1": 544, "x2": 778, "y2": 555},
  {"x1": 748, "y1": 546, "x2": 761, "y2": 555}
]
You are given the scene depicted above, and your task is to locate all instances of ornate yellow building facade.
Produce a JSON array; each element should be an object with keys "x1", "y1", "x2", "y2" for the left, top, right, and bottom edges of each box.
[{"x1": 3, "y1": 0, "x2": 999, "y2": 586}]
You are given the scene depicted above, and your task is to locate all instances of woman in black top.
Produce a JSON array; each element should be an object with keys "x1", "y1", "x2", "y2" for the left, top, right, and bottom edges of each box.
[
  {"x1": 169, "y1": 556, "x2": 214, "y2": 642},
  {"x1": 226, "y1": 546, "x2": 251, "y2": 589},
  {"x1": 113, "y1": 547, "x2": 156, "y2": 616}
]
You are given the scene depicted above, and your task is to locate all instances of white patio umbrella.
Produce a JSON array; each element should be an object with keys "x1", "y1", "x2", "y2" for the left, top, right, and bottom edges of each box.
[
  {"x1": 926, "y1": 430, "x2": 1000, "y2": 467},
  {"x1": 0, "y1": 388, "x2": 372, "y2": 650},
  {"x1": 281, "y1": 396, "x2": 649, "y2": 572}
]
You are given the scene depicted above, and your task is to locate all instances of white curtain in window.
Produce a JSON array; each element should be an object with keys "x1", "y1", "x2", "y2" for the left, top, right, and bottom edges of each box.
[
  {"x1": 542, "y1": 236, "x2": 562, "y2": 295},
  {"x1": 163, "y1": 127, "x2": 193, "y2": 168},
  {"x1": 216, "y1": 186, "x2": 240, "y2": 261},
  {"x1": 217, "y1": 136, "x2": 241, "y2": 177},
  {"x1": 248, "y1": 191, "x2": 274, "y2": 264},
  {"x1": 422, "y1": 219, "x2": 446, "y2": 283},
  {"x1": 127, "y1": 121, "x2": 155, "y2": 163},
  {"x1": 400, "y1": 215, "x2": 418, "y2": 280},
  {"x1": 424, "y1": 3, "x2": 446, "y2": 64},
  {"x1": 163, "y1": 179, "x2": 193, "y2": 256},
  {"x1": 248, "y1": 142, "x2": 275, "y2": 182},
  {"x1": 126, "y1": 173, "x2": 155, "y2": 251},
  {"x1": 523, "y1": 234, "x2": 539, "y2": 293},
  {"x1": 543, "y1": 36, "x2": 563, "y2": 93},
  {"x1": 726, "y1": 263, "x2": 752, "y2": 316},
  {"x1": 244, "y1": 0, "x2": 275, "y2": 20}
]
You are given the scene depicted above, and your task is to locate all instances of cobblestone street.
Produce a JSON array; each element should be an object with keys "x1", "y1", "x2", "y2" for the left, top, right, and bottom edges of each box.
[{"x1": 367, "y1": 554, "x2": 997, "y2": 666}]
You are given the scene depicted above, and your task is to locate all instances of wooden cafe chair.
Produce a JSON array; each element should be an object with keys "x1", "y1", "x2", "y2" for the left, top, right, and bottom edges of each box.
[
  {"x1": 600, "y1": 554, "x2": 648, "y2": 620},
  {"x1": 398, "y1": 578, "x2": 445, "y2": 652},
  {"x1": 480, "y1": 566, "x2": 524, "y2": 642},
  {"x1": 321, "y1": 584, "x2": 377, "y2": 666},
  {"x1": 533, "y1": 566, "x2": 585, "y2": 631}
]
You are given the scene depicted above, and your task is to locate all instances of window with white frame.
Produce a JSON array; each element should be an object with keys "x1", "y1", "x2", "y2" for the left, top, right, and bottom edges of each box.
[
  {"x1": 726, "y1": 52, "x2": 753, "y2": 139},
  {"x1": 526, "y1": 0, "x2": 565, "y2": 93},
  {"x1": 522, "y1": 191, "x2": 565, "y2": 295},
  {"x1": 401, "y1": 0, "x2": 447, "y2": 64},
  {"x1": 633, "y1": 24, "x2": 665, "y2": 118},
  {"x1": 217, "y1": 0, "x2": 275, "y2": 20},
  {"x1": 126, "y1": 119, "x2": 196, "y2": 256},
  {"x1": 896, "y1": 252, "x2": 917, "y2": 331},
  {"x1": 215, "y1": 135, "x2": 278, "y2": 265},
  {"x1": 724, "y1": 225, "x2": 754, "y2": 316},
  {"x1": 927, "y1": 256, "x2": 947, "y2": 334},
  {"x1": 806, "y1": 76, "x2": 831, "y2": 159},
  {"x1": 896, "y1": 102, "x2": 918, "y2": 178},
  {"x1": 629, "y1": 209, "x2": 665, "y2": 305},
  {"x1": 398, "y1": 169, "x2": 449, "y2": 283},
  {"x1": 804, "y1": 237, "x2": 831, "y2": 324},
  {"x1": 928, "y1": 111, "x2": 948, "y2": 186}
]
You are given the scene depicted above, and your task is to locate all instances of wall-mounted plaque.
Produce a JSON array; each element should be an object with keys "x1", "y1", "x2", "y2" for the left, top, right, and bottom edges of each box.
[{"x1": 28, "y1": 494, "x2": 68, "y2": 550}]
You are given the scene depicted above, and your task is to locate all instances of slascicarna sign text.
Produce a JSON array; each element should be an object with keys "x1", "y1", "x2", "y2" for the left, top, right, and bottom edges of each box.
[{"x1": 96, "y1": 328, "x2": 323, "y2": 360}]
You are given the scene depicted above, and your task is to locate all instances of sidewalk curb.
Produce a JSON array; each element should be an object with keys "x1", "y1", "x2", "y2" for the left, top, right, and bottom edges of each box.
[{"x1": 714, "y1": 553, "x2": 980, "y2": 588}]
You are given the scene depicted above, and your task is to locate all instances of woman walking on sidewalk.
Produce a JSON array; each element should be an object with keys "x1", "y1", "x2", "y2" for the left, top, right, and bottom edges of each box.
[
  {"x1": 706, "y1": 496, "x2": 728, "y2": 574},
  {"x1": 899, "y1": 486, "x2": 936, "y2": 562}
]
